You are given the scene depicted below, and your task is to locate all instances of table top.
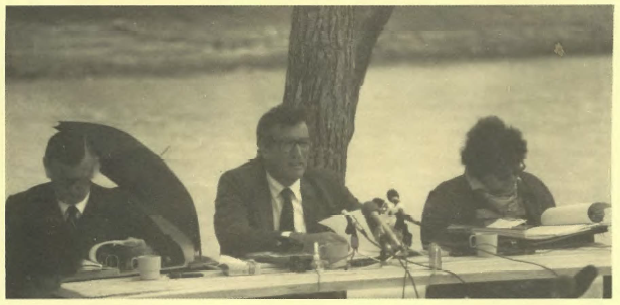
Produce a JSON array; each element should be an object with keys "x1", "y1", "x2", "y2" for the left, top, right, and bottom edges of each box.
[{"x1": 56, "y1": 245, "x2": 612, "y2": 298}]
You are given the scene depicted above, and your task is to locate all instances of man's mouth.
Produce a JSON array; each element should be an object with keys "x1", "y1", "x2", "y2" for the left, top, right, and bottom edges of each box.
[{"x1": 289, "y1": 162, "x2": 305, "y2": 168}]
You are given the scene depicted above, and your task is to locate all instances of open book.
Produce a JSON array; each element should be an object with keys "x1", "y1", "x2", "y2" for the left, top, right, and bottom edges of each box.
[{"x1": 448, "y1": 202, "x2": 611, "y2": 240}]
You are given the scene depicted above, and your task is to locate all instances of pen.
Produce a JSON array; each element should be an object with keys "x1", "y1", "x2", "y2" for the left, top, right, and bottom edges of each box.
[{"x1": 168, "y1": 272, "x2": 204, "y2": 279}]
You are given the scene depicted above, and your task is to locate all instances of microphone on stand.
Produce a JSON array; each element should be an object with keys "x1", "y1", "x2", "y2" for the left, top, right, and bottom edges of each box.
[
  {"x1": 342, "y1": 210, "x2": 359, "y2": 251},
  {"x1": 362, "y1": 201, "x2": 405, "y2": 255}
]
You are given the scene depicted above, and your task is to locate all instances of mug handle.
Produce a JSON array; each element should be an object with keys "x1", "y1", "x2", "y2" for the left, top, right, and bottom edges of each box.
[
  {"x1": 469, "y1": 235, "x2": 476, "y2": 248},
  {"x1": 131, "y1": 257, "x2": 139, "y2": 270}
]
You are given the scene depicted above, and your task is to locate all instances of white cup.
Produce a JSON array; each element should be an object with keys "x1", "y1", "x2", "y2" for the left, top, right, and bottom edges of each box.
[
  {"x1": 469, "y1": 233, "x2": 498, "y2": 257},
  {"x1": 132, "y1": 255, "x2": 161, "y2": 280}
]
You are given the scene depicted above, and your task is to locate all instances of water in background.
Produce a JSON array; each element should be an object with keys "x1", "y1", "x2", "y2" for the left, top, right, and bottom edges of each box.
[{"x1": 5, "y1": 55, "x2": 611, "y2": 258}]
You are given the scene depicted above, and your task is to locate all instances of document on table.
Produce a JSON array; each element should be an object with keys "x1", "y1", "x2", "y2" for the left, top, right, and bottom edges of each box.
[
  {"x1": 319, "y1": 210, "x2": 382, "y2": 258},
  {"x1": 485, "y1": 218, "x2": 527, "y2": 229},
  {"x1": 524, "y1": 223, "x2": 603, "y2": 240}
]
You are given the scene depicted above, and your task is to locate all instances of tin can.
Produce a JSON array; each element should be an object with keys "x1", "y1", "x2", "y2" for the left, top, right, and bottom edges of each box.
[{"x1": 429, "y1": 242, "x2": 442, "y2": 270}]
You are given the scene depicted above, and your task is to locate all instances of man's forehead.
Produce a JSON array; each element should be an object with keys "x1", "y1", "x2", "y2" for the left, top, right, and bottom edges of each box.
[
  {"x1": 49, "y1": 153, "x2": 99, "y2": 177},
  {"x1": 270, "y1": 122, "x2": 309, "y2": 138}
]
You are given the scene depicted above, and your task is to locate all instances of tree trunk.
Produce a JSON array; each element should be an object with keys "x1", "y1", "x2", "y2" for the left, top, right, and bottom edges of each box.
[{"x1": 283, "y1": 6, "x2": 393, "y2": 182}]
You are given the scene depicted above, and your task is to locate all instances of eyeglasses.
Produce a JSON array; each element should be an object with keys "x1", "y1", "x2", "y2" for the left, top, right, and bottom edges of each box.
[
  {"x1": 492, "y1": 162, "x2": 526, "y2": 181},
  {"x1": 273, "y1": 139, "x2": 311, "y2": 152}
]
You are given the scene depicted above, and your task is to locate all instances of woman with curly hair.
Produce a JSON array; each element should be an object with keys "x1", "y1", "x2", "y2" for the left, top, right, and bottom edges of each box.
[
  {"x1": 420, "y1": 116, "x2": 561, "y2": 298},
  {"x1": 421, "y1": 116, "x2": 555, "y2": 249}
]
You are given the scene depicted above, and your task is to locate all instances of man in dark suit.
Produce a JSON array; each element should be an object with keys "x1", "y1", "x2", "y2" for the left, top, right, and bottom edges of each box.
[
  {"x1": 214, "y1": 104, "x2": 361, "y2": 267},
  {"x1": 5, "y1": 131, "x2": 160, "y2": 298}
]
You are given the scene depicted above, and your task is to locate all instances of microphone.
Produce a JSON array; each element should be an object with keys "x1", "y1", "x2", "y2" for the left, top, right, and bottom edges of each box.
[
  {"x1": 341, "y1": 210, "x2": 359, "y2": 250},
  {"x1": 362, "y1": 201, "x2": 405, "y2": 253}
]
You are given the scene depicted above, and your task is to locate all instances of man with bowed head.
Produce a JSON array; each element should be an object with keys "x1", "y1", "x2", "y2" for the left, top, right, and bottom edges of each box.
[{"x1": 5, "y1": 131, "x2": 167, "y2": 298}]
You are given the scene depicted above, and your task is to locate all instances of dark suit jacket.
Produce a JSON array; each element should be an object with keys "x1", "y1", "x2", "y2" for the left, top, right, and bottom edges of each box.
[
  {"x1": 5, "y1": 183, "x2": 161, "y2": 298},
  {"x1": 214, "y1": 159, "x2": 361, "y2": 257},
  {"x1": 420, "y1": 172, "x2": 556, "y2": 248}
]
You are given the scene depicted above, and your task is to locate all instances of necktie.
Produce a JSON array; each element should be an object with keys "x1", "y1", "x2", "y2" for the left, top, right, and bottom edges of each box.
[
  {"x1": 279, "y1": 188, "x2": 295, "y2": 232},
  {"x1": 66, "y1": 205, "x2": 80, "y2": 230}
]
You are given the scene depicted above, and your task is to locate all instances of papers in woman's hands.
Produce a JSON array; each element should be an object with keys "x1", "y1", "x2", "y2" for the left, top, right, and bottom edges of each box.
[
  {"x1": 524, "y1": 224, "x2": 603, "y2": 240},
  {"x1": 541, "y1": 203, "x2": 611, "y2": 226}
]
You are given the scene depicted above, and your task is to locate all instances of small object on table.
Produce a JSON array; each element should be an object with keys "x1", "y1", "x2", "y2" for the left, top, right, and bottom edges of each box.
[
  {"x1": 168, "y1": 272, "x2": 205, "y2": 279},
  {"x1": 311, "y1": 242, "x2": 324, "y2": 272},
  {"x1": 429, "y1": 242, "x2": 442, "y2": 271},
  {"x1": 221, "y1": 257, "x2": 261, "y2": 276}
]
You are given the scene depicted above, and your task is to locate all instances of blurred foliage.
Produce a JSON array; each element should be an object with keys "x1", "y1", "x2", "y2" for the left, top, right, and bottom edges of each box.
[{"x1": 6, "y1": 6, "x2": 612, "y2": 79}]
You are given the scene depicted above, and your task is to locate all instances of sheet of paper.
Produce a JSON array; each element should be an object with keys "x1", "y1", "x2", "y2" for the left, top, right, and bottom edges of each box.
[
  {"x1": 319, "y1": 210, "x2": 382, "y2": 258},
  {"x1": 524, "y1": 224, "x2": 598, "y2": 240},
  {"x1": 485, "y1": 218, "x2": 527, "y2": 229}
]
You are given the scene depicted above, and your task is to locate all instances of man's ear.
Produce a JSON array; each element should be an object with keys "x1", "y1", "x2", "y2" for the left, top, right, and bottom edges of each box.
[{"x1": 43, "y1": 157, "x2": 52, "y2": 179}]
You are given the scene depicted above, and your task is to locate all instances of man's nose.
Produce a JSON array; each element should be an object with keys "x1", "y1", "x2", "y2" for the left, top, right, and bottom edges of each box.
[{"x1": 70, "y1": 181, "x2": 88, "y2": 193}]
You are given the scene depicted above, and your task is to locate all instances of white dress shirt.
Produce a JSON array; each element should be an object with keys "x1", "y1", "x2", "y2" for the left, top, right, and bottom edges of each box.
[
  {"x1": 58, "y1": 192, "x2": 91, "y2": 221},
  {"x1": 266, "y1": 172, "x2": 307, "y2": 233}
]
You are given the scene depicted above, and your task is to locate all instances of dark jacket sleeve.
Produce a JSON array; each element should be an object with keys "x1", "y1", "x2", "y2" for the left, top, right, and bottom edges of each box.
[
  {"x1": 5, "y1": 195, "x2": 63, "y2": 298},
  {"x1": 520, "y1": 172, "x2": 556, "y2": 225},
  {"x1": 420, "y1": 186, "x2": 462, "y2": 248},
  {"x1": 213, "y1": 171, "x2": 282, "y2": 257},
  {"x1": 315, "y1": 169, "x2": 362, "y2": 213},
  {"x1": 5, "y1": 195, "x2": 27, "y2": 298}
]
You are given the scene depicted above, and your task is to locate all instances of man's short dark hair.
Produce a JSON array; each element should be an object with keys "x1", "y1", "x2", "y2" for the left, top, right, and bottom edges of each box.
[
  {"x1": 256, "y1": 104, "x2": 307, "y2": 147},
  {"x1": 460, "y1": 116, "x2": 527, "y2": 178},
  {"x1": 44, "y1": 131, "x2": 94, "y2": 166}
]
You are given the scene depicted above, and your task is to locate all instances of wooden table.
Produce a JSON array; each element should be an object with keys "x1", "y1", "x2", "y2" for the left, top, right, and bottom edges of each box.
[{"x1": 55, "y1": 246, "x2": 612, "y2": 298}]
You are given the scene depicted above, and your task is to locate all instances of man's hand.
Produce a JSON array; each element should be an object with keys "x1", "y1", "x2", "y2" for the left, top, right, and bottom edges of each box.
[{"x1": 289, "y1": 232, "x2": 348, "y2": 250}]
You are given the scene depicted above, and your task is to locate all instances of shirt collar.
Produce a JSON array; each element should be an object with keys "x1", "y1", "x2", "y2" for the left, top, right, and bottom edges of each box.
[
  {"x1": 266, "y1": 172, "x2": 302, "y2": 201},
  {"x1": 58, "y1": 192, "x2": 91, "y2": 218}
]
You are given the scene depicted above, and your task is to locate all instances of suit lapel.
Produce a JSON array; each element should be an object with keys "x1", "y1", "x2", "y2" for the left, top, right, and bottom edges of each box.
[
  {"x1": 82, "y1": 184, "x2": 101, "y2": 217},
  {"x1": 254, "y1": 164, "x2": 275, "y2": 230},
  {"x1": 300, "y1": 176, "x2": 322, "y2": 233},
  {"x1": 36, "y1": 184, "x2": 64, "y2": 225}
]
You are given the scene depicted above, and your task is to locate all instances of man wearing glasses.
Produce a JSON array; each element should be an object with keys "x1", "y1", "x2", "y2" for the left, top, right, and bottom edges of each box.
[
  {"x1": 214, "y1": 105, "x2": 361, "y2": 281},
  {"x1": 5, "y1": 131, "x2": 159, "y2": 298}
]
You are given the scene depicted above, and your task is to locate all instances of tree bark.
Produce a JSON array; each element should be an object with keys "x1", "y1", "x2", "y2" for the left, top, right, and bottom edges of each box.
[{"x1": 283, "y1": 6, "x2": 393, "y2": 182}]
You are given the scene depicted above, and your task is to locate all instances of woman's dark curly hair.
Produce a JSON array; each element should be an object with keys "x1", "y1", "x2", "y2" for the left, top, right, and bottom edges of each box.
[{"x1": 460, "y1": 116, "x2": 527, "y2": 179}]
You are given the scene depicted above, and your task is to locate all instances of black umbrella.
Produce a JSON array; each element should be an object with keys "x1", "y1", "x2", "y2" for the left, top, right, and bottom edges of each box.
[{"x1": 54, "y1": 121, "x2": 201, "y2": 255}]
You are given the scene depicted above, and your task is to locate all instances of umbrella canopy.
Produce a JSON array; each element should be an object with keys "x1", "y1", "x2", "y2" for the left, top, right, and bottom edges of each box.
[{"x1": 55, "y1": 121, "x2": 201, "y2": 253}]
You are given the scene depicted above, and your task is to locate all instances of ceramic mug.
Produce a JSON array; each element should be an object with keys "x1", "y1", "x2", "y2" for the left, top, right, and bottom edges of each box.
[
  {"x1": 469, "y1": 233, "x2": 498, "y2": 257},
  {"x1": 132, "y1": 255, "x2": 161, "y2": 280}
]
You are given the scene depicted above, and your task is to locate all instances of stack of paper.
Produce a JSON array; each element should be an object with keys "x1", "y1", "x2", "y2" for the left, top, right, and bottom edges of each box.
[{"x1": 524, "y1": 223, "x2": 604, "y2": 240}]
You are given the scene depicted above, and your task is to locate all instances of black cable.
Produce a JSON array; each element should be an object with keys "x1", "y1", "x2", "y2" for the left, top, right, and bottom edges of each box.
[
  {"x1": 397, "y1": 257, "x2": 420, "y2": 298},
  {"x1": 401, "y1": 266, "x2": 407, "y2": 298},
  {"x1": 351, "y1": 215, "x2": 382, "y2": 248},
  {"x1": 402, "y1": 258, "x2": 468, "y2": 285},
  {"x1": 474, "y1": 246, "x2": 559, "y2": 278}
]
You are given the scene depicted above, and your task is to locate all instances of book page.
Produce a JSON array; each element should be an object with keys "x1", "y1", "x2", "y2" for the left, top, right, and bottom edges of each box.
[
  {"x1": 540, "y1": 202, "x2": 611, "y2": 226},
  {"x1": 524, "y1": 224, "x2": 599, "y2": 240}
]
